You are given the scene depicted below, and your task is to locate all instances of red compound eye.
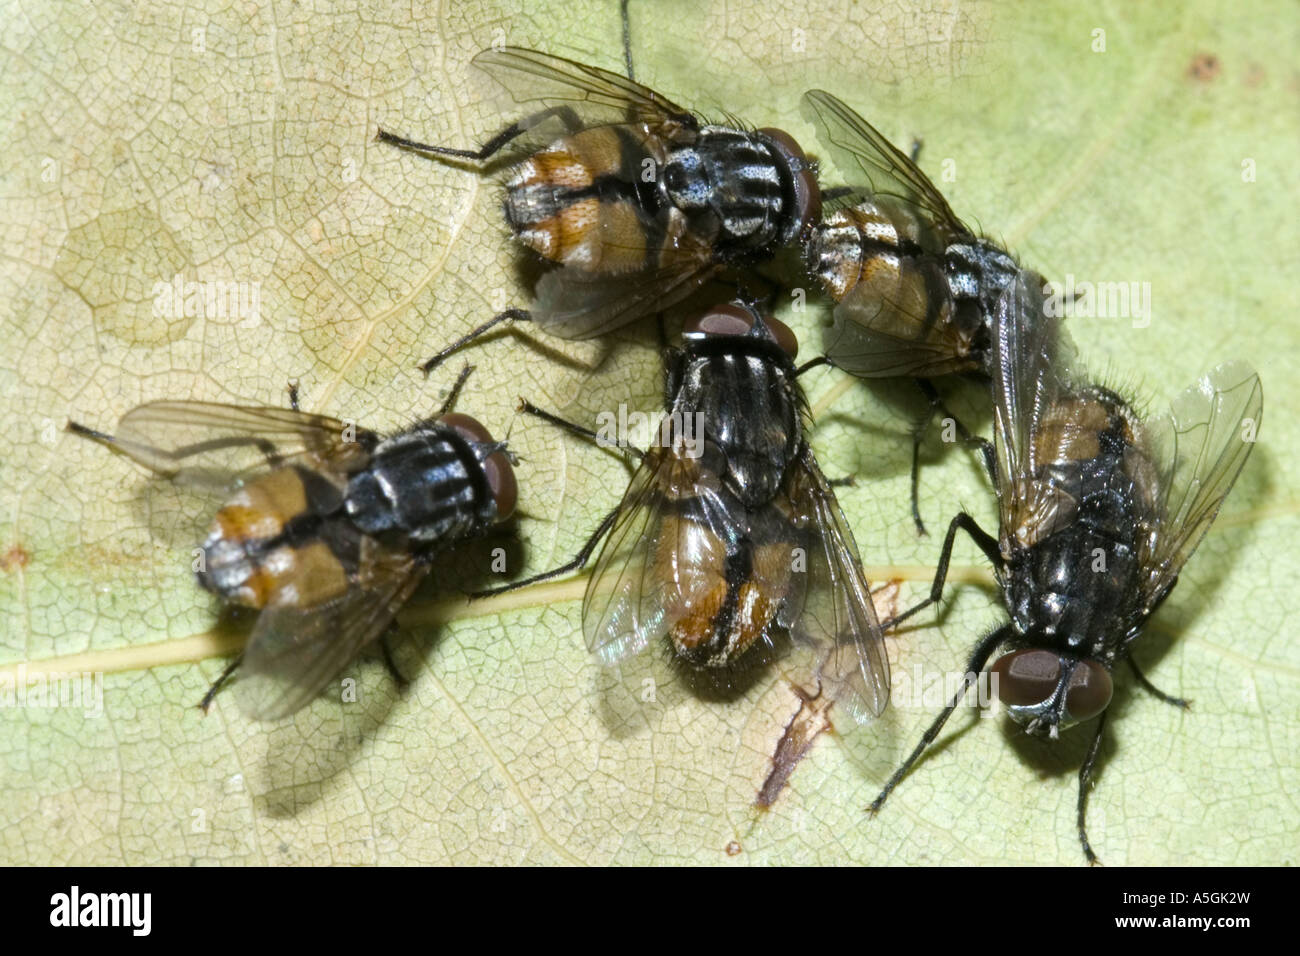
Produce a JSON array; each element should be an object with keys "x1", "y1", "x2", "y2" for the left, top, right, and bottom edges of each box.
[
  {"x1": 764, "y1": 314, "x2": 800, "y2": 359},
  {"x1": 684, "y1": 303, "x2": 799, "y2": 358},
  {"x1": 991, "y1": 649, "x2": 1063, "y2": 707},
  {"x1": 758, "y1": 127, "x2": 822, "y2": 236},
  {"x1": 1063, "y1": 659, "x2": 1113, "y2": 722},
  {"x1": 439, "y1": 413, "x2": 517, "y2": 519},
  {"x1": 684, "y1": 302, "x2": 756, "y2": 338}
]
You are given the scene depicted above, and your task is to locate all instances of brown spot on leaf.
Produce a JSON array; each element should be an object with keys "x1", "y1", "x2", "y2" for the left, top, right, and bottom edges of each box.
[
  {"x1": 1188, "y1": 52, "x2": 1221, "y2": 83},
  {"x1": 873, "y1": 580, "x2": 902, "y2": 631},
  {"x1": 754, "y1": 579, "x2": 901, "y2": 808},
  {"x1": 0, "y1": 545, "x2": 30, "y2": 571},
  {"x1": 725, "y1": 840, "x2": 742, "y2": 857},
  {"x1": 756, "y1": 681, "x2": 835, "y2": 809}
]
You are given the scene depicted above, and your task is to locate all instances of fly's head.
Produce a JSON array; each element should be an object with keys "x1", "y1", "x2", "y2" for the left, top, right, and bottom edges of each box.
[{"x1": 990, "y1": 648, "x2": 1113, "y2": 738}]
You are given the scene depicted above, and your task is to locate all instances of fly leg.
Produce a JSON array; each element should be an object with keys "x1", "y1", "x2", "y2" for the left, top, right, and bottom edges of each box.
[
  {"x1": 795, "y1": 355, "x2": 835, "y2": 378},
  {"x1": 1123, "y1": 582, "x2": 1191, "y2": 709},
  {"x1": 197, "y1": 653, "x2": 244, "y2": 714},
  {"x1": 433, "y1": 363, "x2": 477, "y2": 415},
  {"x1": 880, "y1": 511, "x2": 1000, "y2": 632},
  {"x1": 421, "y1": 308, "x2": 533, "y2": 375},
  {"x1": 911, "y1": 379, "x2": 996, "y2": 535},
  {"x1": 469, "y1": 400, "x2": 642, "y2": 599},
  {"x1": 868, "y1": 624, "x2": 1009, "y2": 814},
  {"x1": 908, "y1": 401, "x2": 934, "y2": 536},
  {"x1": 620, "y1": 0, "x2": 636, "y2": 80},
  {"x1": 472, "y1": 505, "x2": 620, "y2": 599},
  {"x1": 1077, "y1": 709, "x2": 1110, "y2": 865},
  {"x1": 820, "y1": 186, "x2": 858, "y2": 203},
  {"x1": 380, "y1": 628, "x2": 410, "y2": 689},
  {"x1": 515, "y1": 400, "x2": 645, "y2": 462},
  {"x1": 377, "y1": 105, "x2": 585, "y2": 163},
  {"x1": 1127, "y1": 658, "x2": 1191, "y2": 709}
]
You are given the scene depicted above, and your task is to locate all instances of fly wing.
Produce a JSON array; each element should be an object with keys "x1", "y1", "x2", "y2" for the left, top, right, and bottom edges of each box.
[
  {"x1": 823, "y1": 254, "x2": 978, "y2": 378},
  {"x1": 1136, "y1": 361, "x2": 1263, "y2": 615},
  {"x1": 70, "y1": 400, "x2": 374, "y2": 494},
  {"x1": 464, "y1": 47, "x2": 698, "y2": 160},
  {"x1": 802, "y1": 89, "x2": 967, "y2": 243},
  {"x1": 530, "y1": 229, "x2": 720, "y2": 338},
  {"x1": 232, "y1": 546, "x2": 430, "y2": 721},
  {"x1": 581, "y1": 445, "x2": 744, "y2": 665},
  {"x1": 989, "y1": 273, "x2": 1079, "y2": 543},
  {"x1": 778, "y1": 449, "x2": 890, "y2": 723}
]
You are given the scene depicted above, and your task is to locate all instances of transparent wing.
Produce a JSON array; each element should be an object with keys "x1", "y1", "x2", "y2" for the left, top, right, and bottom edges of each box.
[
  {"x1": 989, "y1": 272, "x2": 1078, "y2": 539},
  {"x1": 823, "y1": 255, "x2": 979, "y2": 378},
  {"x1": 779, "y1": 449, "x2": 890, "y2": 723},
  {"x1": 581, "y1": 446, "x2": 744, "y2": 665},
  {"x1": 531, "y1": 230, "x2": 720, "y2": 338},
  {"x1": 1138, "y1": 361, "x2": 1263, "y2": 611},
  {"x1": 802, "y1": 89, "x2": 967, "y2": 241},
  {"x1": 466, "y1": 46, "x2": 697, "y2": 159},
  {"x1": 71, "y1": 400, "x2": 372, "y2": 493},
  {"x1": 233, "y1": 547, "x2": 429, "y2": 721}
]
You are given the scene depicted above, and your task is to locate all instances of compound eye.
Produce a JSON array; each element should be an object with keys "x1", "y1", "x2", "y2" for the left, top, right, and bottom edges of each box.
[
  {"x1": 1063, "y1": 660, "x2": 1113, "y2": 722},
  {"x1": 684, "y1": 302, "x2": 756, "y2": 338},
  {"x1": 758, "y1": 127, "x2": 822, "y2": 235},
  {"x1": 764, "y1": 315, "x2": 800, "y2": 359},
  {"x1": 438, "y1": 413, "x2": 517, "y2": 519},
  {"x1": 992, "y1": 649, "x2": 1063, "y2": 707},
  {"x1": 439, "y1": 412, "x2": 491, "y2": 445},
  {"x1": 757, "y1": 127, "x2": 808, "y2": 164}
]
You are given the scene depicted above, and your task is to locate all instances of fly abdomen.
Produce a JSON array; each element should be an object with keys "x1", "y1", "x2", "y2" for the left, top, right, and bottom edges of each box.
[
  {"x1": 196, "y1": 466, "x2": 349, "y2": 609},
  {"x1": 504, "y1": 126, "x2": 664, "y2": 273},
  {"x1": 345, "y1": 426, "x2": 495, "y2": 549}
]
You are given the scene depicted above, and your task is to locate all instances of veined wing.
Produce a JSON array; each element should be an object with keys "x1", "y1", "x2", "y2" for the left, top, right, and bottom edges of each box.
[
  {"x1": 823, "y1": 254, "x2": 978, "y2": 378},
  {"x1": 465, "y1": 46, "x2": 698, "y2": 160},
  {"x1": 233, "y1": 546, "x2": 429, "y2": 721},
  {"x1": 1136, "y1": 361, "x2": 1263, "y2": 616},
  {"x1": 802, "y1": 89, "x2": 966, "y2": 243},
  {"x1": 581, "y1": 444, "x2": 744, "y2": 665},
  {"x1": 989, "y1": 273, "x2": 1079, "y2": 546},
  {"x1": 779, "y1": 448, "x2": 890, "y2": 723},
  {"x1": 69, "y1": 400, "x2": 375, "y2": 493}
]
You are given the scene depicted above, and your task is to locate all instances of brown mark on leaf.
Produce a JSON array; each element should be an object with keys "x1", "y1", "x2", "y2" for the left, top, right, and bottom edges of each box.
[
  {"x1": 1188, "y1": 52, "x2": 1221, "y2": 83},
  {"x1": 0, "y1": 545, "x2": 31, "y2": 571},
  {"x1": 725, "y1": 840, "x2": 742, "y2": 857},
  {"x1": 755, "y1": 580, "x2": 901, "y2": 808},
  {"x1": 756, "y1": 678, "x2": 836, "y2": 809}
]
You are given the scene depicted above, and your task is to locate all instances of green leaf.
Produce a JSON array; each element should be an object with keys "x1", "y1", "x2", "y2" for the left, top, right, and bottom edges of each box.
[{"x1": 1, "y1": 0, "x2": 1295, "y2": 865}]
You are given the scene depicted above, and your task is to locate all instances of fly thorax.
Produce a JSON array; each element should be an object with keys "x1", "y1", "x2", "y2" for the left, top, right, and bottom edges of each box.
[
  {"x1": 945, "y1": 241, "x2": 1019, "y2": 312},
  {"x1": 345, "y1": 429, "x2": 491, "y2": 549},
  {"x1": 684, "y1": 352, "x2": 800, "y2": 507},
  {"x1": 663, "y1": 128, "x2": 784, "y2": 249}
]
